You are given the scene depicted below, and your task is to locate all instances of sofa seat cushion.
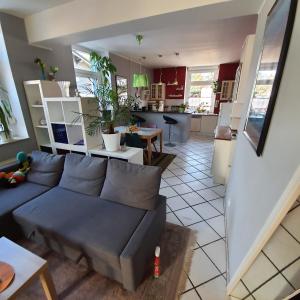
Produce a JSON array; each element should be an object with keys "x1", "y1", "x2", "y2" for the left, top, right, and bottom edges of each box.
[
  {"x1": 101, "y1": 159, "x2": 161, "y2": 210},
  {"x1": 0, "y1": 182, "x2": 51, "y2": 219},
  {"x1": 59, "y1": 153, "x2": 107, "y2": 196},
  {"x1": 27, "y1": 151, "x2": 65, "y2": 187},
  {"x1": 13, "y1": 187, "x2": 146, "y2": 269}
]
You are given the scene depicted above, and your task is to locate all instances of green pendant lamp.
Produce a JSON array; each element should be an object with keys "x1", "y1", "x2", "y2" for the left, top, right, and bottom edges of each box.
[
  {"x1": 133, "y1": 73, "x2": 149, "y2": 88},
  {"x1": 133, "y1": 34, "x2": 149, "y2": 88}
]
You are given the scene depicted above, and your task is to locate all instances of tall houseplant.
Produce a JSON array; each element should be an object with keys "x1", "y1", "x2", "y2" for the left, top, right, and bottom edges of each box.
[{"x1": 80, "y1": 52, "x2": 138, "y2": 151}]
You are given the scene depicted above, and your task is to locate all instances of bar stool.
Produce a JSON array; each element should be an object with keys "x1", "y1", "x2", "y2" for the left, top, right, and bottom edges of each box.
[
  {"x1": 163, "y1": 115, "x2": 177, "y2": 147},
  {"x1": 132, "y1": 115, "x2": 146, "y2": 127}
]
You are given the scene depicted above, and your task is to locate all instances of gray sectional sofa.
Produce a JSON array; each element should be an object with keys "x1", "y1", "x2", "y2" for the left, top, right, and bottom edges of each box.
[{"x1": 0, "y1": 151, "x2": 166, "y2": 291}]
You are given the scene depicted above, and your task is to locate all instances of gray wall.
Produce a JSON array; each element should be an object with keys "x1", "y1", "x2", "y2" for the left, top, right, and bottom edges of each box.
[
  {"x1": 110, "y1": 53, "x2": 153, "y2": 96},
  {"x1": 0, "y1": 13, "x2": 76, "y2": 162},
  {"x1": 226, "y1": 0, "x2": 300, "y2": 283}
]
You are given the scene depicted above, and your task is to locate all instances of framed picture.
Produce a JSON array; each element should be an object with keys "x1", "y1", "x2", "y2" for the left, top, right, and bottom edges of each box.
[
  {"x1": 115, "y1": 75, "x2": 128, "y2": 102},
  {"x1": 244, "y1": 0, "x2": 297, "y2": 156}
]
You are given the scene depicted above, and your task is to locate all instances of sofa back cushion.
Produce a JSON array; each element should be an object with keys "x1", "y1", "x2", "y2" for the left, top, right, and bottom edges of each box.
[
  {"x1": 100, "y1": 159, "x2": 161, "y2": 210},
  {"x1": 59, "y1": 153, "x2": 107, "y2": 196},
  {"x1": 27, "y1": 151, "x2": 65, "y2": 187}
]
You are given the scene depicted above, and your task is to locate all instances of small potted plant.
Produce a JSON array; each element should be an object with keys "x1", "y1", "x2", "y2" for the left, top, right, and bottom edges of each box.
[
  {"x1": 178, "y1": 103, "x2": 187, "y2": 113},
  {"x1": 34, "y1": 58, "x2": 46, "y2": 80},
  {"x1": 212, "y1": 81, "x2": 220, "y2": 94},
  {"x1": 48, "y1": 66, "x2": 59, "y2": 81}
]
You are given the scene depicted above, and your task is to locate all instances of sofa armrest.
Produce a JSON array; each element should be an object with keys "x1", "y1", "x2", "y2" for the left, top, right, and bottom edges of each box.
[
  {"x1": 0, "y1": 162, "x2": 19, "y2": 173},
  {"x1": 120, "y1": 195, "x2": 166, "y2": 291}
]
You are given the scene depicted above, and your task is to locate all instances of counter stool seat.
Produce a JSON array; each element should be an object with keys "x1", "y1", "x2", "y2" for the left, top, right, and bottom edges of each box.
[{"x1": 163, "y1": 115, "x2": 177, "y2": 147}]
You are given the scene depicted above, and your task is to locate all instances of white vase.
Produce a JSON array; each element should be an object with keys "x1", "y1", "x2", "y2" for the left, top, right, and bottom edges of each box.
[
  {"x1": 102, "y1": 132, "x2": 121, "y2": 152},
  {"x1": 57, "y1": 81, "x2": 70, "y2": 97}
]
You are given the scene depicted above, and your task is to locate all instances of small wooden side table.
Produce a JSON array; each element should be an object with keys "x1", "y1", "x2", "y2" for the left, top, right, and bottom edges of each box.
[{"x1": 0, "y1": 237, "x2": 57, "y2": 300}]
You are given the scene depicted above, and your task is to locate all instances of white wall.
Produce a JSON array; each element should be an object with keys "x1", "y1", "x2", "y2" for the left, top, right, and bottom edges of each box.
[{"x1": 226, "y1": 0, "x2": 300, "y2": 283}]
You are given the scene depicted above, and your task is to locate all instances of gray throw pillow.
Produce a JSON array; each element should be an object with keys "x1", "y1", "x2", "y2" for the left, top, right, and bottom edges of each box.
[
  {"x1": 27, "y1": 151, "x2": 65, "y2": 187},
  {"x1": 100, "y1": 159, "x2": 161, "y2": 210},
  {"x1": 59, "y1": 153, "x2": 107, "y2": 196}
]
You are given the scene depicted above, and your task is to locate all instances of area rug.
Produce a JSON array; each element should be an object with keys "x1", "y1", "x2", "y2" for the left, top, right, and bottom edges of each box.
[
  {"x1": 149, "y1": 152, "x2": 176, "y2": 171},
  {"x1": 16, "y1": 223, "x2": 195, "y2": 300}
]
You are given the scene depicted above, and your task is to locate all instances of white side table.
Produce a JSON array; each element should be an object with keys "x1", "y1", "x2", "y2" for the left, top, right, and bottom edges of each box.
[
  {"x1": 88, "y1": 146, "x2": 143, "y2": 165},
  {"x1": 0, "y1": 237, "x2": 57, "y2": 300}
]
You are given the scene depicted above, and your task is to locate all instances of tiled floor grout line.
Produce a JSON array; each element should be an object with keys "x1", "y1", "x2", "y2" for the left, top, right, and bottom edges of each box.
[
  {"x1": 261, "y1": 250, "x2": 298, "y2": 291},
  {"x1": 192, "y1": 273, "x2": 226, "y2": 290}
]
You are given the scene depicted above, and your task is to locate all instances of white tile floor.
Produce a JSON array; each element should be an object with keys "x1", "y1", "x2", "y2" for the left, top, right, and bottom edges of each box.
[{"x1": 161, "y1": 134, "x2": 227, "y2": 300}]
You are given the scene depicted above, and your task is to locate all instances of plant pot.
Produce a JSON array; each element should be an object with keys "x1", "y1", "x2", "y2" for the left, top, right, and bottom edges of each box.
[{"x1": 102, "y1": 132, "x2": 121, "y2": 152}]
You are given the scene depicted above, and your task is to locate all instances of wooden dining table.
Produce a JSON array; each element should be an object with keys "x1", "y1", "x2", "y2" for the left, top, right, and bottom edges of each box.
[{"x1": 115, "y1": 127, "x2": 163, "y2": 165}]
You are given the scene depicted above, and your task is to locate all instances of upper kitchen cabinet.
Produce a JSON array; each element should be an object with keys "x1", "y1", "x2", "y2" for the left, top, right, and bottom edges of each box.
[
  {"x1": 151, "y1": 83, "x2": 166, "y2": 100},
  {"x1": 214, "y1": 62, "x2": 239, "y2": 114},
  {"x1": 153, "y1": 67, "x2": 186, "y2": 99}
]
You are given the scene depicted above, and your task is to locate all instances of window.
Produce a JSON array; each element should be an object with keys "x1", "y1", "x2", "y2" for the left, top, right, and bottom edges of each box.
[
  {"x1": 185, "y1": 67, "x2": 218, "y2": 112},
  {"x1": 72, "y1": 47, "x2": 99, "y2": 96},
  {"x1": 251, "y1": 63, "x2": 276, "y2": 115}
]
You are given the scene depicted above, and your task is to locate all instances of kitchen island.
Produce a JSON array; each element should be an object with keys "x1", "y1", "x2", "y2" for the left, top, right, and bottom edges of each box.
[{"x1": 131, "y1": 111, "x2": 191, "y2": 143}]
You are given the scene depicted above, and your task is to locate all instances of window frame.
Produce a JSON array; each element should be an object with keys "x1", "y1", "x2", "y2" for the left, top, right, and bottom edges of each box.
[{"x1": 185, "y1": 66, "x2": 219, "y2": 113}]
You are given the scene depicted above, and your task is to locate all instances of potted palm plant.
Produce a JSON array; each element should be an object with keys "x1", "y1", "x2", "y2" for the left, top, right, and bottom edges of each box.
[{"x1": 80, "y1": 52, "x2": 138, "y2": 151}]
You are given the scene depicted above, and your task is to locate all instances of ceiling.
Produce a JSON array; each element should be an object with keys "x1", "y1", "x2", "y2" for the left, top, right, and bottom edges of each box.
[
  {"x1": 0, "y1": 0, "x2": 74, "y2": 18},
  {"x1": 80, "y1": 15, "x2": 257, "y2": 68}
]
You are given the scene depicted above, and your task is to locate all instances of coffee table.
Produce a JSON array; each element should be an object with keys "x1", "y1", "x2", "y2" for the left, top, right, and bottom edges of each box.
[{"x1": 0, "y1": 237, "x2": 57, "y2": 300}]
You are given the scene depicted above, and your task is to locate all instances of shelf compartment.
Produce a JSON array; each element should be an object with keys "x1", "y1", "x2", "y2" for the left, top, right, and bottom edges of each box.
[
  {"x1": 47, "y1": 101, "x2": 64, "y2": 123},
  {"x1": 66, "y1": 124, "x2": 84, "y2": 146},
  {"x1": 62, "y1": 101, "x2": 82, "y2": 124},
  {"x1": 51, "y1": 123, "x2": 68, "y2": 144}
]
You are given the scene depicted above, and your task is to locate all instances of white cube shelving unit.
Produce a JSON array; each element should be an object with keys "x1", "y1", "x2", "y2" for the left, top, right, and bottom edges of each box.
[
  {"x1": 24, "y1": 80, "x2": 62, "y2": 151},
  {"x1": 44, "y1": 97, "x2": 101, "y2": 153},
  {"x1": 24, "y1": 80, "x2": 101, "y2": 154}
]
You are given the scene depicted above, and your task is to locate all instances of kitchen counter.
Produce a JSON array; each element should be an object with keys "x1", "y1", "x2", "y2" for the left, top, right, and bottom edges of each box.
[
  {"x1": 192, "y1": 113, "x2": 218, "y2": 117},
  {"x1": 131, "y1": 110, "x2": 191, "y2": 114},
  {"x1": 131, "y1": 111, "x2": 191, "y2": 143},
  {"x1": 191, "y1": 114, "x2": 218, "y2": 136}
]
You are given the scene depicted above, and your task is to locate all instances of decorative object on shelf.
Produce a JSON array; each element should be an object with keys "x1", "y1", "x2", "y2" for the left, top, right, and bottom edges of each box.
[
  {"x1": 196, "y1": 105, "x2": 206, "y2": 113},
  {"x1": 48, "y1": 66, "x2": 59, "y2": 81},
  {"x1": 57, "y1": 81, "x2": 70, "y2": 97},
  {"x1": 244, "y1": 0, "x2": 297, "y2": 156},
  {"x1": 34, "y1": 58, "x2": 46, "y2": 80},
  {"x1": 52, "y1": 123, "x2": 68, "y2": 144},
  {"x1": 39, "y1": 118, "x2": 47, "y2": 126},
  {"x1": 0, "y1": 261, "x2": 15, "y2": 292},
  {"x1": 212, "y1": 80, "x2": 221, "y2": 94},
  {"x1": 34, "y1": 58, "x2": 59, "y2": 81},
  {"x1": 178, "y1": 103, "x2": 187, "y2": 113}
]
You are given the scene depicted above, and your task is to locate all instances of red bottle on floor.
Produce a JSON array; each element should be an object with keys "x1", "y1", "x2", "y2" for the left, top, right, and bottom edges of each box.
[{"x1": 154, "y1": 246, "x2": 160, "y2": 279}]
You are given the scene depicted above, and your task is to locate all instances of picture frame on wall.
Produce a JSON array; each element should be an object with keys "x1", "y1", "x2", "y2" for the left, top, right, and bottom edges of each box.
[
  {"x1": 244, "y1": 0, "x2": 298, "y2": 156},
  {"x1": 115, "y1": 75, "x2": 128, "y2": 102}
]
